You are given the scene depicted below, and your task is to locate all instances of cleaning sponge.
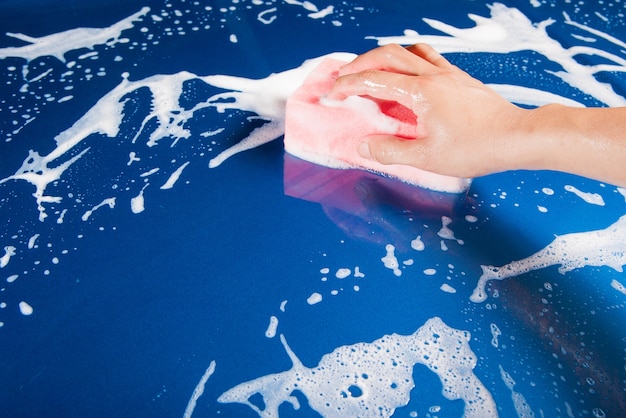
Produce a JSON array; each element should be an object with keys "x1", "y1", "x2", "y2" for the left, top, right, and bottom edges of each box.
[{"x1": 284, "y1": 57, "x2": 471, "y2": 193}]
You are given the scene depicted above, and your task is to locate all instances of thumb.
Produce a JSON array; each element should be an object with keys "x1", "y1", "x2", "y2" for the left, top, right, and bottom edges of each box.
[{"x1": 359, "y1": 135, "x2": 428, "y2": 167}]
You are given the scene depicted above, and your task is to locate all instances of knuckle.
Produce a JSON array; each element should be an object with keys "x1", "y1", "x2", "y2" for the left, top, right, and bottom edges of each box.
[
  {"x1": 355, "y1": 69, "x2": 381, "y2": 86},
  {"x1": 378, "y1": 43, "x2": 407, "y2": 61}
]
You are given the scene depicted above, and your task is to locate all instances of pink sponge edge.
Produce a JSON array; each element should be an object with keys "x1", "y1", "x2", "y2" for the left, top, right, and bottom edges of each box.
[{"x1": 284, "y1": 57, "x2": 471, "y2": 194}]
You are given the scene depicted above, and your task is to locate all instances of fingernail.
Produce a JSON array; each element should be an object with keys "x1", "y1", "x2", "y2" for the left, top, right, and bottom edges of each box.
[{"x1": 358, "y1": 142, "x2": 372, "y2": 160}]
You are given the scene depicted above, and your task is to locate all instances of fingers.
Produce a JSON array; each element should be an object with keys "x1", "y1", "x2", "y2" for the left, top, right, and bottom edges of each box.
[
  {"x1": 328, "y1": 69, "x2": 426, "y2": 111},
  {"x1": 406, "y1": 43, "x2": 455, "y2": 70},
  {"x1": 338, "y1": 43, "x2": 452, "y2": 77},
  {"x1": 359, "y1": 135, "x2": 432, "y2": 169},
  {"x1": 328, "y1": 43, "x2": 451, "y2": 106},
  {"x1": 337, "y1": 44, "x2": 433, "y2": 77}
]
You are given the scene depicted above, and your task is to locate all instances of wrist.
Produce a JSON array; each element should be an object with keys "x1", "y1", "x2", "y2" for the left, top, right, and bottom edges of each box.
[{"x1": 503, "y1": 104, "x2": 567, "y2": 173}]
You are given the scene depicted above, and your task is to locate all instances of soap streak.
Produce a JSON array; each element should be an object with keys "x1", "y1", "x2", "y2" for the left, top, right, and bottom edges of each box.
[{"x1": 471, "y1": 215, "x2": 626, "y2": 303}]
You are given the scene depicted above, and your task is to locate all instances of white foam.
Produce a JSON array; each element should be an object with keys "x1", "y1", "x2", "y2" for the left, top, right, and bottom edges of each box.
[
  {"x1": 131, "y1": 184, "x2": 149, "y2": 214},
  {"x1": 308, "y1": 5, "x2": 334, "y2": 19},
  {"x1": 128, "y1": 152, "x2": 141, "y2": 166},
  {"x1": 160, "y1": 161, "x2": 189, "y2": 189},
  {"x1": 81, "y1": 197, "x2": 116, "y2": 221},
  {"x1": 0, "y1": 246, "x2": 16, "y2": 268},
  {"x1": 440, "y1": 283, "x2": 456, "y2": 293},
  {"x1": 205, "y1": 52, "x2": 355, "y2": 168},
  {"x1": 257, "y1": 8, "x2": 278, "y2": 24},
  {"x1": 471, "y1": 215, "x2": 626, "y2": 303},
  {"x1": 411, "y1": 235, "x2": 425, "y2": 251},
  {"x1": 438, "y1": 216, "x2": 464, "y2": 245},
  {"x1": 610, "y1": 279, "x2": 626, "y2": 296},
  {"x1": 27, "y1": 234, "x2": 40, "y2": 249},
  {"x1": 19, "y1": 301, "x2": 33, "y2": 316},
  {"x1": 56, "y1": 209, "x2": 68, "y2": 224},
  {"x1": 564, "y1": 185, "x2": 605, "y2": 206},
  {"x1": 0, "y1": 8, "x2": 149, "y2": 64},
  {"x1": 499, "y1": 365, "x2": 535, "y2": 418},
  {"x1": 265, "y1": 315, "x2": 279, "y2": 338},
  {"x1": 307, "y1": 292, "x2": 322, "y2": 305},
  {"x1": 183, "y1": 361, "x2": 216, "y2": 418},
  {"x1": 381, "y1": 244, "x2": 401, "y2": 276},
  {"x1": 490, "y1": 323, "x2": 502, "y2": 348},
  {"x1": 140, "y1": 168, "x2": 160, "y2": 177},
  {"x1": 218, "y1": 317, "x2": 496, "y2": 417}
]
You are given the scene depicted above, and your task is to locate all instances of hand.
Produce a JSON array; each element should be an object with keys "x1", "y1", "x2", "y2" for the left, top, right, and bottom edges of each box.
[{"x1": 328, "y1": 44, "x2": 530, "y2": 179}]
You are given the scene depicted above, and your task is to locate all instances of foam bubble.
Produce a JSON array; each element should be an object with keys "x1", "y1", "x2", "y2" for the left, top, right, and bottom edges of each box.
[
  {"x1": 307, "y1": 292, "x2": 322, "y2": 305},
  {"x1": 411, "y1": 235, "x2": 425, "y2": 251},
  {"x1": 19, "y1": 301, "x2": 33, "y2": 316},
  {"x1": 265, "y1": 315, "x2": 278, "y2": 338},
  {"x1": 335, "y1": 268, "x2": 351, "y2": 279},
  {"x1": 381, "y1": 244, "x2": 401, "y2": 276}
]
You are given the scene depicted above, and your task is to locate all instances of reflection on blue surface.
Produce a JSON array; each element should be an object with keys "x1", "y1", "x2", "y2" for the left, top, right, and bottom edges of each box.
[{"x1": 1, "y1": 0, "x2": 626, "y2": 416}]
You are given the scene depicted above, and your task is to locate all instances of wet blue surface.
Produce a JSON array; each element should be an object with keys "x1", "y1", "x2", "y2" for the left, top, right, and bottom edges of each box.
[{"x1": 1, "y1": 0, "x2": 626, "y2": 416}]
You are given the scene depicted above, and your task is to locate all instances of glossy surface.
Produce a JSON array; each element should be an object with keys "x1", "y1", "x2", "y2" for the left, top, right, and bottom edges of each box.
[{"x1": 1, "y1": 1, "x2": 626, "y2": 416}]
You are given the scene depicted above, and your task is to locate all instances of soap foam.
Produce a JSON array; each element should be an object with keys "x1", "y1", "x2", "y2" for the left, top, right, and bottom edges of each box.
[
  {"x1": 564, "y1": 184, "x2": 605, "y2": 206},
  {"x1": 0, "y1": 8, "x2": 149, "y2": 64},
  {"x1": 218, "y1": 317, "x2": 497, "y2": 417},
  {"x1": 471, "y1": 215, "x2": 626, "y2": 303}
]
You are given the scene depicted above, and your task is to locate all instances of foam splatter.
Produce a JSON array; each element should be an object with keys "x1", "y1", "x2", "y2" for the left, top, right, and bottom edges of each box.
[
  {"x1": 218, "y1": 317, "x2": 497, "y2": 417},
  {"x1": 471, "y1": 215, "x2": 626, "y2": 303}
]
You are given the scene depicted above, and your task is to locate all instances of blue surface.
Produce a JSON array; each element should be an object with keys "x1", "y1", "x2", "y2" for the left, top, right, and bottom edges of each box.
[{"x1": 1, "y1": 0, "x2": 626, "y2": 417}]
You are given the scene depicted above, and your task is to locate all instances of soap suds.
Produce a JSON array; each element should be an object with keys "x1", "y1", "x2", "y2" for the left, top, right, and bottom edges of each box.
[
  {"x1": 499, "y1": 365, "x2": 535, "y2": 418},
  {"x1": 381, "y1": 244, "x2": 401, "y2": 276},
  {"x1": 19, "y1": 301, "x2": 34, "y2": 316},
  {"x1": 0, "y1": 8, "x2": 150, "y2": 65},
  {"x1": 131, "y1": 184, "x2": 149, "y2": 214},
  {"x1": 564, "y1": 185, "x2": 605, "y2": 206},
  {"x1": 437, "y1": 216, "x2": 464, "y2": 245},
  {"x1": 160, "y1": 161, "x2": 190, "y2": 190},
  {"x1": 307, "y1": 292, "x2": 322, "y2": 305},
  {"x1": 411, "y1": 235, "x2": 425, "y2": 251},
  {"x1": 471, "y1": 215, "x2": 626, "y2": 303},
  {"x1": 218, "y1": 317, "x2": 497, "y2": 417},
  {"x1": 440, "y1": 283, "x2": 457, "y2": 293},
  {"x1": 183, "y1": 361, "x2": 216, "y2": 418},
  {"x1": 265, "y1": 315, "x2": 279, "y2": 338},
  {"x1": 490, "y1": 323, "x2": 502, "y2": 348},
  {"x1": 81, "y1": 197, "x2": 116, "y2": 221},
  {"x1": 610, "y1": 279, "x2": 626, "y2": 295},
  {"x1": 0, "y1": 246, "x2": 17, "y2": 268}
]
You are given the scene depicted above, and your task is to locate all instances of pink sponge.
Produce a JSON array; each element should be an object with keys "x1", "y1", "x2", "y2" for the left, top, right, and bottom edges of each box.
[{"x1": 284, "y1": 57, "x2": 471, "y2": 193}]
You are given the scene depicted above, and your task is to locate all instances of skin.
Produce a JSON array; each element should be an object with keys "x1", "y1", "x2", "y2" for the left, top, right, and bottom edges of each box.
[{"x1": 327, "y1": 43, "x2": 626, "y2": 188}]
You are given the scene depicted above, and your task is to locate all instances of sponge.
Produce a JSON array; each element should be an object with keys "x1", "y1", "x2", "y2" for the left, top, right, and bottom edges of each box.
[{"x1": 284, "y1": 57, "x2": 471, "y2": 193}]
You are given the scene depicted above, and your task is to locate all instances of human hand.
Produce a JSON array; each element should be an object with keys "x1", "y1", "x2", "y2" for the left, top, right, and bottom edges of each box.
[{"x1": 328, "y1": 44, "x2": 530, "y2": 179}]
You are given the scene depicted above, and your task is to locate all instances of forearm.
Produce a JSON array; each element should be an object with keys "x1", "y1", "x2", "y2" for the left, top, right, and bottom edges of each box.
[{"x1": 512, "y1": 104, "x2": 626, "y2": 188}]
